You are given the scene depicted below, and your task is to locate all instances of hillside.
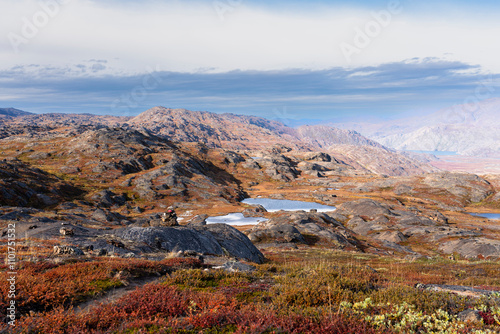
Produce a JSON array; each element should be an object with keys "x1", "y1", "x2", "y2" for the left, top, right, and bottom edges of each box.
[
  {"x1": 127, "y1": 107, "x2": 305, "y2": 151},
  {"x1": 0, "y1": 107, "x2": 32, "y2": 117},
  {"x1": 126, "y1": 107, "x2": 435, "y2": 176},
  {"x1": 295, "y1": 125, "x2": 384, "y2": 149},
  {"x1": 0, "y1": 105, "x2": 437, "y2": 176}
]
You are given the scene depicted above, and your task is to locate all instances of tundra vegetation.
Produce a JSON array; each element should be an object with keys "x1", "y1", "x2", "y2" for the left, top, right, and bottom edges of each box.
[{"x1": 1, "y1": 107, "x2": 500, "y2": 333}]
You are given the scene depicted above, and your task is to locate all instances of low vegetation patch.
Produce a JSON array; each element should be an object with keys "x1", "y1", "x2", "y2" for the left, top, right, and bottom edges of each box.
[
  {"x1": 0, "y1": 257, "x2": 202, "y2": 315},
  {"x1": 3, "y1": 250, "x2": 500, "y2": 333}
]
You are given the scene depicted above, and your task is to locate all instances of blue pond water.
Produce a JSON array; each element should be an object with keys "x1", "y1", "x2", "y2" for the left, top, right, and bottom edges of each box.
[
  {"x1": 242, "y1": 198, "x2": 336, "y2": 212},
  {"x1": 206, "y1": 213, "x2": 268, "y2": 226},
  {"x1": 207, "y1": 198, "x2": 336, "y2": 226},
  {"x1": 407, "y1": 150, "x2": 457, "y2": 156},
  {"x1": 469, "y1": 213, "x2": 500, "y2": 220}
]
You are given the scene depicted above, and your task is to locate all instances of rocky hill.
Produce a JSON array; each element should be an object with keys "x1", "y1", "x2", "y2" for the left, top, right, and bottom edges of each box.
[
  {"x1": 0, "y1": 105, "x2": 437, "y2": 176},
  {"x1": 0, "y1": 107, "x2": 32, "y2": 117},
  {"x1": 294, "y1": 125, "x2": 436, "y2": 176},
  {"x1": 1, "y1": 108, "x2": 500, "y2": 264},
  {"x1": 126, "y1": 107, "x2": 307, "y2": 151},
  {"x1": 0, "y1": 159, "x2": 84, "y2": 208},
  {"x1": 126, "y1": 107, "x2": 434, "y2": 176},
  {"x1": 295, "y1": 125, "x2": 383, "y2": 149}
]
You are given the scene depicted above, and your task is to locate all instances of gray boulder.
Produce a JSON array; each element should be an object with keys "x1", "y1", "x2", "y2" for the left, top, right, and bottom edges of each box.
[
  {"x1": 242, "y1": 204, "x2": 267, "y2": 217},
  {"x1": 247, "y1": 224, "x2": 305, "y2": 243},
  {"x1": 439, "y1": 238, "x2": 500, "y2": 259},
  {"x1": 53, "y1": 245, "x2": 84, "y2": 256},
  {"x1": 194, "y1": 224, "x2": 265, "y2": 264},
  {"x1": 217, "y1": 261, "x2": 256, "y2": 272},
  {"x1": 336, "y1": 199, "x2": 392, "y2": 218},
  {"x1": 458, "y1": 309, "x2": 482, "y2": 323},
  {"x1": 115, "y1": 225, "x2": 265, "y2": 263},
  {"x1": 115, "y1": 226, "x2": 223, "y2": 254},
  {"x1": 186, "y1": 214, "x2": 208, "y2": 226}
]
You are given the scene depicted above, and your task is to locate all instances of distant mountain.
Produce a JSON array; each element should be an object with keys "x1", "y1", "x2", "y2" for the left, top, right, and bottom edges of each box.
[
  {"x1": 0, "y1": 108, "x2": 32, "y2": 117},
  {"x1": 127, "y1": 107, "x2": 308, "y2": 151},
  {"x1": 294, "y1": 125, "x2": 436, "y2": 176},
  {"x1": 127, "y1": 106, "x2": 436, "y2": 176},
  {"x1": 334, "y1": 98, "x2": 500, "y2": 158},
  {"x1": 0, "y1": 105, "x2": 436, "y2": 176},
  {"x1": 295, "y1": 125, "x2": 384, "y2": 149}
]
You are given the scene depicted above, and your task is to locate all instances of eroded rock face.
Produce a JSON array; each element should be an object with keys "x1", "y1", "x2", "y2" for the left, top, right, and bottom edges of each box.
[
  {"x1": 439, "y1": 238, "x2": 500, "y2": 259},
  {"x1": 89, "y1": 190, "x2": 127, "y2": 208},
  {"x1": 423, "y1": 172, "x2": 494, "y2": 204},
  {"x1": 259, "y1": 154, "x2": 299, "y2": 181},
  {"x1": 304, "y1": 152, "x2": 333, "y2": 162},
  {"x1": 221, "y1": 151, "x2": 246, "y2": 165},
  {"x1": 194, "y1": 224, "x2": 266, "y2": 264},
  {"x1": 0, "y1": 159, "x2": 83, "y2": 208},
  {"x1": 247, "y1": 211, "x2": 360, "y2": 250},
  {"x1": 114, "y1": 225, "x2": 265, "y2": 263},
  {"x1": 336, "y1": 199, "x2": 392, "y2": 218}
]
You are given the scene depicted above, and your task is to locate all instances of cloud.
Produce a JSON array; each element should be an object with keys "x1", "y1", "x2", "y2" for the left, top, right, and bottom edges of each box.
[
  {"x1": 1, "y1": 58, "x2": 499, "y2": 121},
  {"x1": 1, "y1": 0, "x2": 500, "y2": 74}
]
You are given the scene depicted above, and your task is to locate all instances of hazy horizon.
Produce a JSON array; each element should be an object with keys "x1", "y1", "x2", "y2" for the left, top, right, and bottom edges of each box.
[{"x1": 2, "y1": 0, "x2": 499, "y2": 121}]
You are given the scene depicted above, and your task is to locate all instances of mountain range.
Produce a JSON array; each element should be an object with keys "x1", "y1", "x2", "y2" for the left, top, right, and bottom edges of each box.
[
  {"x1": 0, "y1": 106, "x2": 436, "y2": 176},
  {"x1": 125, "y1": 107, "x2": 436, "y2": 176},
  {"x1": 333, "y1": 98, "x2": 500, "y2": 158},
  {"x1": 0, "y1": 107, "x2": 33, "y2": 118}
]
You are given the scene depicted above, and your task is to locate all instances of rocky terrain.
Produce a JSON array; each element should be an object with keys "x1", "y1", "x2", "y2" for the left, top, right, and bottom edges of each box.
[
  {"x1": 1, "y1": 106, "x2": 436, "y2": 177},
  {"x1": 1, "y1": 106, "x2": 500, "y2": 333},
  {"x1": 0, "y1": 106, "x2": 499, "y2": 262}
]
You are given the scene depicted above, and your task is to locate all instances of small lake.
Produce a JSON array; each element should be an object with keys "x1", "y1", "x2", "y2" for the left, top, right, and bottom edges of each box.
[
  {"x1": 407, "y1": 150, "x2": 457, "y2": 156},
  {"x1": 206, "y1": 213, "x2": 268, "y2": 226},
  {"x1": 469, "y1": 213, "x2": 500, "y2": 220},
  {"x1": 206, "y1": 198, "x2": 336, "y2": 226},
  {"x1": 242, "y1": 198, "x2": 336, "y2": 212}
]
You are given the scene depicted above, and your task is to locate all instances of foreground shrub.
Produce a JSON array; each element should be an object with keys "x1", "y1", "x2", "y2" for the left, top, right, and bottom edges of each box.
[
  {"x1": 13, "y1": 282, "x2": 390, "y2": 334},
  {"x1": 0, "y1": 258, "x2": 202, "y2": 314}
]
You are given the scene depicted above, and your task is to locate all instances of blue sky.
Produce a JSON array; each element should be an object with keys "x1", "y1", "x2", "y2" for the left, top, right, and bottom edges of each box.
[{"x1": 1, "y1": 0, "x2": 499, "y2": 123}]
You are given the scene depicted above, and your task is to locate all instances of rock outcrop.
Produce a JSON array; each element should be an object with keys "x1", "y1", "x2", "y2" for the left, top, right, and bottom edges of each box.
[
  {"x1": 0, "y1": 159, "x2": 83, "y2": 208},
  {"x1": 115, "y1": 224, "x2": 265, "y2": 263},
  {"x1": 247, "y1": 211, "x2": 360, "y2": 250},
  {"x1": 439, "y1": 238, "x2": 500, "y2": 260}
]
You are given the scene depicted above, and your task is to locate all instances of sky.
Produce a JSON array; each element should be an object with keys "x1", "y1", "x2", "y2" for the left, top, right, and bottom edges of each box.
[{"x1": 1, "y1": 0, "x2": 500, "y2": 124}]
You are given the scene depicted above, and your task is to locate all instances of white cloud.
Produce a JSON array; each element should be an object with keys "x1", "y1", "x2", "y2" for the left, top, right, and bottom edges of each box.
[{"x1": 1, "y1": 0, "x2": 500, "y2": 74}]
